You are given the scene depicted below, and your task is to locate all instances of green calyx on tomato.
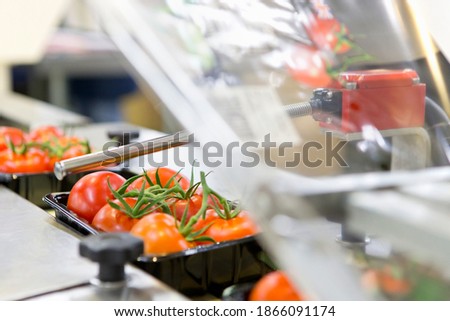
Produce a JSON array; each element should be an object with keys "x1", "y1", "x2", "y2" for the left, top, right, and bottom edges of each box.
[
  {"x1": 107, "y1": 176, "x2": 175, "y2": 219},
  {"x1": 197, "y1": 171, "x2": 240, "y2": 221},
  {"x1": 113, "y1": 169, "x2": 191, "y2": 215},
  {"x1": 305, "y1": 16, "x2": 354, "y2": 55},
  {"x1": 123, "y1": 167, "x2": 191, "y2": 192},
  {"x1": 175, "y1": 171, "x2": 215, "y2": 240},
  {"x1": 0, "y1": 148, "x2": 49, "y2": 173},
  {"x1": 27, "y1": 137, "x2": 91, "y2": 159},
  {"x1": 0, "y1": 127, "x2": 27, "y2": 151},
  {"x1": 0, "y1": 125, "x2": 92, "y2": 173},
  {"x1": 5, "y1": 137, "x2": 27, "y2": 155},
  {"x1": 164, "y1": 166, "x2": 206, "y2": 222},
  {"x1": 68, "y1": 166, "x2": 260, "y2": 255},
  {"x1": 92, "y1": 198, "x2": 141, "y2": 233},
  {"x1": 190, "y1": 172, "x2": 260, "y2": 244},
  {"x1": 106, "y1": 168, "x2": 214, "y2": 243}
]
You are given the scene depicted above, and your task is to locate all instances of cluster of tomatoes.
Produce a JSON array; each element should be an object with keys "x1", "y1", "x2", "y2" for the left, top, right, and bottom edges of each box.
[
  {"x1": 0, "y1": 125, "x2": 90, "y2": 174},
  {"x1": 286, "y1": 5, "x2": 372, "y2": 88},
  {"x1": 287, "y1": 15, "x2": 353, "y2": 88},
  {"x1": 66, "y1": 167, "x2": 260, "y2": 256}
]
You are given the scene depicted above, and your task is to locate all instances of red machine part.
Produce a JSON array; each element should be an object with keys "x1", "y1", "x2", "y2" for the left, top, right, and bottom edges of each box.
[{"x1": 320, "y1": 69, "x2": 426, "y2": 133}]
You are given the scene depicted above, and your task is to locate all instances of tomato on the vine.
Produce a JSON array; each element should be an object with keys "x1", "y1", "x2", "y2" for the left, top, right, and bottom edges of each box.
[
  {"x1": 127, "y1": 167, "x2": 190, "y2": 191},
  {"x1": 0, "y1": 125, "x2": 91, "y2": 173},
  {"x1": 169, "y1": 194, "x2": 203, "y2": 222},
  {"x1": 194, "y1": 209, "x2": 259, "y2": 244},
  {"x1": 92, "y1": 198, "x2": 142, "y2": 233},
  {"x1": 169, "y1": 193, "x2": 221, "y2": 222},
  {"x1": 249, "y1": 270, "x2": 304, "y2": 301},
  {"x1": 61, "y1": 144, "x2": 88, "y2": 160},
  {"x1": 286, "y1": 44, "x2": 333, "y2": 88},
  {"x1": 46, "y1": 136, "x2": 91, "y2": 170},
  {"x1": 130, "y1": 212, "x2": 194, "y2": 255},
  {"x1": 67, "y1": 171, "x2": 126, "y2": 223},
  {"x1": 28, "y1": 125, "x2": 64, "y2": 142},
  {"x1": 0, "y1": 127, "x2": 27, "y2": 152},
  {"x1": 0, "y1": 148, "x2": 49, "y2": 173},
  {"x1": 305, "y1": 16, "x2": 352, "y2": 54}
]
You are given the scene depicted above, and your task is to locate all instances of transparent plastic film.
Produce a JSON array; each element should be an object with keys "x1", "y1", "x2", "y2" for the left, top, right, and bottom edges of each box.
[
  {"x1": 88, "y1": 0, "x2": 450, "y2": 180},
  {"x1": 86, "y1": 0, "x2": 450, "y2": 300}
]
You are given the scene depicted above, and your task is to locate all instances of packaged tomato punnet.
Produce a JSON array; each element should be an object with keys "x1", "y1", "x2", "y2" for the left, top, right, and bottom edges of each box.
[
  {"x1": 66, "y1": 166, "x2": 260, "y2": 256},
  {"x1": 0, "y1": 125, "x2": 91, "y2": 174}
]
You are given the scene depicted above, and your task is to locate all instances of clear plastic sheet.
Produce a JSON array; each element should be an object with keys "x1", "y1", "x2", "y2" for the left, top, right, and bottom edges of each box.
[{"x1": 87, "y1": 0, "x2": 450, "y2": 299}]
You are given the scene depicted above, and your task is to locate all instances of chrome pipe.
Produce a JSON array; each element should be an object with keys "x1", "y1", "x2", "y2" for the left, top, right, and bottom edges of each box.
[
  {"x1": 54, "y1": 102, "x2": 314, "y2": 180},
  {"x1": 54, "y1": 130, "x2": 193, "y2": 180}
]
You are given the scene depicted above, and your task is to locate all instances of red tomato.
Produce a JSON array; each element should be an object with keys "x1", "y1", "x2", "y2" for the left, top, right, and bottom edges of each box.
[
  {"x1": 28, "y1": 125, "x2": 64, "y2": 142},
  {"x1": 92, "y1": 198, "x2": 141, "y2": 232},
  {"x1": 0, "y1": 127, "x2": 27, "y2": 151},
  {"x1": 0, "y1": 148, "x2": 49, "y2": 173},
  {"x1": 130, "y1": 212, "x2": 193, "y2": 255},
  {"x1": 249, "y1": 271, "x2": 304, "y2": 301},
  {"x1": 128, "y1": 167, "x2": 190, "y2": 191},
  {"x1": 305, "y1": 16, "x2": 352, "y2": 54},
  {"x1": 62, "y1": 145, "x2": 86, "y2": 159},
  {"x1": 67, "y1": 171, "x2": 126, "y2": 223},
  {"x1": 286, "y1": 44, "x2": 333, "y2": 88},
  {"x1": 46, "y1": 137, "x2": 90, "y2": 170},
  {"x1": 170, "y1": 194, "x2": 203, "y2": 222},
  {"x1": 169, "y1": 194, "x2": 221, "y2": 222},
  {"x1": 377, "y1": 266, "x2": 412, "y2": 297},
  {"x1": 195, "y1": 209, "x2": 259, "y2": 244}
]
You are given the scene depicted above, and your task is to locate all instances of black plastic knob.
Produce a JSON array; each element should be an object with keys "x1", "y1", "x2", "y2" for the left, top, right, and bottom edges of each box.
[{"x1": 79, "y1": 233, "x2": 144, "y2": 282}]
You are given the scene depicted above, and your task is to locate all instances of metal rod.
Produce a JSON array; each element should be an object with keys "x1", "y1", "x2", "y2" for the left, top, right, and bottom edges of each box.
[
  {"x1": 54, "y1": 130, "x2": 193, "y2": 180},
  {"x1": 54, "y1": 102, "x2": 313, "y2": 180}
]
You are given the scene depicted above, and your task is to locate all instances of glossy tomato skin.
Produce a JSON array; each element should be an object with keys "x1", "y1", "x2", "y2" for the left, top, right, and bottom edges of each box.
[
  {"x1": 67, "y1": 171, "x2": 126, "y2": 223},
  {"x1": 0, "y1": 125, "x2": 90, "y2": 174},
  {"x1": 128, "y1": 167, "x2": 190, "y2": 191},
  {"x1": 91, "y1": 198, "x2": 141, "y2": 232},
  {"x1": 0, "y1": 148, "x2": 49, "y2": 173},
  {"x1": 130, "y1": 213, "x2": 193, "y2": 255},
  {"x1": 62, "y1": 144, "x2": 88, "y2": 160},
  {"x1": 195, "y1": 209, "x2": 259, "y2": 244},
  {"x1": 28, "y1": 125, "x2": 64, "y2": 142},
  {"x1": 46, "y1": 137, "x2": 90, "y2": 170},
  {"x1": 169, "y1": 194, "x2": 222, "y2": 222},
  {"x1": 170, "y1": 194, "x2": 203, "y2": 221},
  {"x1": 249, "y1": 271, "x2": 304, "y2": 301},
  {"x1": 0, "y1": 127, "x2": 28, "y2": 151}
]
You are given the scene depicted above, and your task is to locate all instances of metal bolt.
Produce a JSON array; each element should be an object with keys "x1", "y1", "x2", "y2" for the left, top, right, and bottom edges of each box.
[{"x1": 344, "y1": 82, "x2": 357, "y2": 90}]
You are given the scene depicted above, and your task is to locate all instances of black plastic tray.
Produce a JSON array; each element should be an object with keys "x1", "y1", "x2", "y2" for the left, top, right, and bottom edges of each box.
[
  {"x1": 0, "y1": 167, "x2": 134, "y2": 208},
  {"x1": 43, "y1": 192, "x2": 273, "y2": 297},
  {"x1": 0, "y1": 172, "x2": 85, "y2": 208}
]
